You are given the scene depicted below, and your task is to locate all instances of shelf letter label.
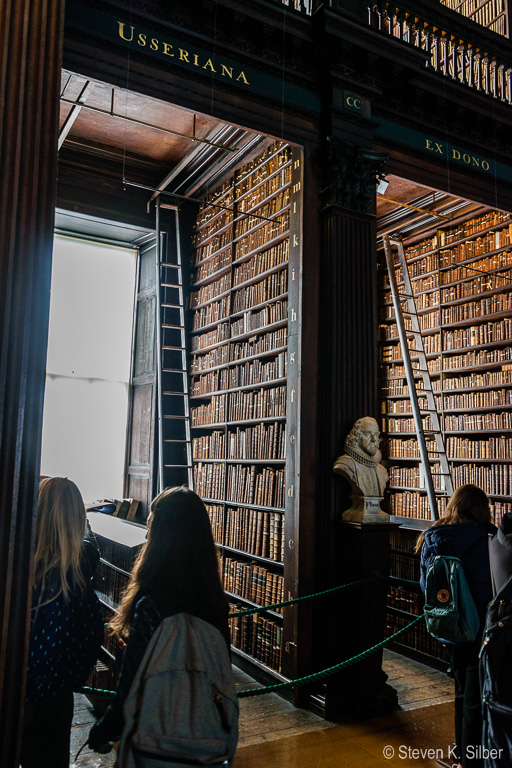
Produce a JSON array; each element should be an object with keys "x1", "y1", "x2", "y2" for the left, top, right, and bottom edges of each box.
[
  {"x1": 294, "y1": 158, "x2": 300, "y2": 169},
  {"x1": 290, "y1": 308, "x2": 297, "y2": 322},
  {"x1": 289, "y1": 434, "x2": 295, "y2": 444},
  {"x1": 292, "y1": 182, "x2": 301, "y2": 194},
  {"x1": 290, "y1": 389, "x2": 296, "y2": 402},
  {"x1": 288, "y1": 539, "x2": 294, "y2": 549},
  {"x1": 287, "y1": 485, "x2": 294, "y2": 498},
  {"x1": 293, "y1": 234, "x2": 299, "y2": 247}
]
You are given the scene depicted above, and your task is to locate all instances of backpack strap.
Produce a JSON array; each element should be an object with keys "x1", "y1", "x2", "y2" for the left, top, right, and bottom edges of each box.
[{"x1": 489, "y1": 533, "x2": 497, "y2": 599}]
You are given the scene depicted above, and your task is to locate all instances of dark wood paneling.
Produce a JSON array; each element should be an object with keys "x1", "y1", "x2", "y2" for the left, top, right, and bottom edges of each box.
[{"x1": 0, "y1": 1, "x2": 64, "y2": 765}]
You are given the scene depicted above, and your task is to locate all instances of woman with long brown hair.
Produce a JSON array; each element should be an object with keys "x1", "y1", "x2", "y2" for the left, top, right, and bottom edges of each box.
[
  {"x1": 88, "y1": 486, "x2": 230, "y2": 754},
  {"x1": 21, "y1": 477, "x2": 103, "y2": 768},
  {"x1": 418, "y1": 484, "x2": 496, "y2": 768}
]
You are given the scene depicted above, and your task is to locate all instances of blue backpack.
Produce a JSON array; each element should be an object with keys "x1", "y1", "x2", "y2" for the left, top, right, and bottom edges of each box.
[{"x1": 424, "y1": 555, "x2": 480, "y2": 644}]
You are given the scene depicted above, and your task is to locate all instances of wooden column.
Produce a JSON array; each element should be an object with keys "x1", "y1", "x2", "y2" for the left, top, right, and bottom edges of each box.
[
  {"x1": 0, "y1": 1, "x2": 64, "y2": 764},
  {"x1": 309, "y1": 138, "x2": 397, "y2": 717}
]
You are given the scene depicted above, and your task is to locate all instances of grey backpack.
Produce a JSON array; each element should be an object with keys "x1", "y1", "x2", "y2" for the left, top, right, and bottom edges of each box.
[{"x1": 117, "y1": 612, "x2": 239, "y2": 768}]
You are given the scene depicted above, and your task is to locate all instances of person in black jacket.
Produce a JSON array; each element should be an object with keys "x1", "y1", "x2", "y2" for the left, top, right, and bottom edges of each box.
[
  {"x1": 88, "y1": 486, "x2": 230, "y2": 753},
  {"x1": 489, "y1": 511, "x2": 512, "y2": 592},
  {"x1": 21, "y1": 477, "x2": 103, "y2": 768},
  {"x1": 418, "y1": 484, "x2": 496, "y2": 768}
]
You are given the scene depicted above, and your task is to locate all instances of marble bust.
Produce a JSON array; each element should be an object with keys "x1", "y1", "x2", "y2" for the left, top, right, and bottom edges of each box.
[{"x1": 333, "y1": 416, "x2": 389, "y2": 523}]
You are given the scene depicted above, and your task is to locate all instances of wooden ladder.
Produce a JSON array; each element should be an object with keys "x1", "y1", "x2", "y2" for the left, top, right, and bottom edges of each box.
[
  {"x1": 383, "y1": 234, "x2": 453, "y2": 521},
  {"x1": 155, "y1": 198, "x2": 194, "y2": 492}
]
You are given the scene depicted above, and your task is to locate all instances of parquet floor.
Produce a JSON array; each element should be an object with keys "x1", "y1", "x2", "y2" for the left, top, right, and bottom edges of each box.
[{"x1": 70, "y1": 650, "x2": 455, "y2": 768}]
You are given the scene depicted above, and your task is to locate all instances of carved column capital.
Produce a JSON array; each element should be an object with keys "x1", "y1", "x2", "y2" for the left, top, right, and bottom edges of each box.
[{"x1": 322, "y1": 137, "x2": 388, "y2": 214}]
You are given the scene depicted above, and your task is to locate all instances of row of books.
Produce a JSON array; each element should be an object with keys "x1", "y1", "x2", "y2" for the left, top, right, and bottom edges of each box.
[
  {"x1": 388, "y1": 586, "x2": 422, "y2": 616},
  {"x1": 439, "y1": 211, "x2": 511, "y2": 246},
  {"x1": 444, "y1": 411, "x2": 512, "y2": 430},
  {"x1": 193, "y1": 462, "x2": 225, "y2": 500},
  {"x1": 190, "y1": 394, "x2": 227, "y2": 426},
  {"x1": 388, "y1": 492, "x2": 447, "y2": 520},
  {"x1": 234, "y1": 190, "x2": 290, "y2": 241},
  {"x1": 193, "y1": 207, "x2": 233, "y2": 247},
  {"x1": 231, "y1": 300, "x2": 288, "y2": 337},
  {"x1": 383, "y1": 438, "x2": 437, "y2": 458},
  {"x1": 195, "y1": 180, "x2": 233, "y2": 228},
  {"x1": 225, "y1": 464, "x2": 285, "y2": 508},
  {"x1": 235, "y1": 142, "x2": 290, "y2": 190},
  {"x1": 442, "y1": 273, "x2": 511, "y2": 304},
  {"x1": 193, "y1": 247, "x2": 232, "y2": 283},
  {"x1": 191, "y1": 296, "x2": 231, "y2": 331},
  {"x1": 440, "y1": 368, "x2": 512, "y2": 390},
  {"x1": 229, "y1": 605, "x2": 283, "y2": 673},
  {"x1": 450, "y1": 463, "x2": 512, "y2": 497},
  {"x1": 231, "y1": 327, "x2": 287, "y2": 361},
  {"x1": 443, "y1": 389, "x2": 512, "y2": 409},
  {"x1": 384, "y1": 417, "x2": 432, "y2": 434},
  {"x1": 384, "y1": 397, "x2": 438, "y2": 414},
  {"x1": 390, "y1": 551, "x2": 420, "y2": 581},
  {"x1": 445, "y1": 435, "x2": 512, "y2": 459},
  {"x1": 190, "y1": 345, "x2": 230, "y2": 373},
  {"x1": 441, "y1": 249, "x2": 512, "y2": 282},
  {"x1": 491, "y1": 501, "x2": 512, "y2": 526},
  {"x1": 442, "y1": 291, "x2": 512, "y2": 325},
  {"x1": 224, "y1": 507, "x2": 285, "y2": 561},
  {"x1": 232, "y1": 269, "x2": 288, "y2": 314},
  {"x1": 442, "y1": 346, "x2": 512, "y2": 370},
  {"x1": 385, "y1": 613, "x2": 449, "y2": 661},
  {"x1": 389, "y1": 465, "x2": 443, "y2": 491},
  {"x1": 191, "y1": 352, "x2": 287, "y2": 395},
  {"x1": 235, "y1": 212, "x2": 289, "y2": 260},
  {"x1": 190, "y1": 323, "x2": 230, "y2": 353},
  {"x1": 223, "y1": 558, "x2": 284, "y2": 613},
  {"x1": 444, "y1": 318, "x2": 512, "y2": 349},
  {"x1": 441, "y1": 0, "x2": 507, "y2": 34},
  {"x1": 193, "y1": 229, "x2": 232, "y2": 265},
  {"x1": 233, "y1": 241, "x2": 289, "y2": 288},
  {"x1": 227, "y1": 384, "x2": 287, "y2": 422},
  {"x1": 192, "y1": 422, "x2": 286, "y2": 461},
  {"x1": 207, "y1": 502, "x2": 285, "y2": 562},
  {"x1": 189, "y1": 273, "x2": 231, "y2": 308},
  {"x1": 237, "y1": 173, "x2": 291, "y2": 216},
  {"x1": 390, "y1": 528, "x2": 419, "y2": 553},
  {"x1": 190, "y1": 385, "x2": 287, "y2": 426}
]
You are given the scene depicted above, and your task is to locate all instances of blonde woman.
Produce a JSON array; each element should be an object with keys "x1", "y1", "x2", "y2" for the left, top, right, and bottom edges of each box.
[
  {"x1": 418, "y1": 485, "x2": 496, "y2": 768},
  {"x1": 20, "y1": 477, "x2": 103, "y2": 768}
]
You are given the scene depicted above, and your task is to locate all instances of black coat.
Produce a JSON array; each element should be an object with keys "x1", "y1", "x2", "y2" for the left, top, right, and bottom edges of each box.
[{"x1": 489, "y1": 512, "x2": 512, "y2": 593}]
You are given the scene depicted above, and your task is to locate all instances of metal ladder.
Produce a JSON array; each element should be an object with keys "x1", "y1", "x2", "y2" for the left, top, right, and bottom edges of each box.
[
  {"x1": 155, "y1": 198, "x2": 194, "y2": 493},
  {"x1": 382, "y1": 234, "x2": 453, "y2": 521}
]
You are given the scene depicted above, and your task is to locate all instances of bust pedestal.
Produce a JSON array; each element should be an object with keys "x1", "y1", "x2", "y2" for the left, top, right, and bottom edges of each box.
[{"x1": 343, "y1": 494, "x2": 389, "y2": 524}]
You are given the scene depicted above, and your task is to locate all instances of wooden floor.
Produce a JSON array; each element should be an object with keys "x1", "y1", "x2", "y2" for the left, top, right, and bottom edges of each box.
[{"x1": 70, "y1": 650, "x2": 455, "y2": 768}]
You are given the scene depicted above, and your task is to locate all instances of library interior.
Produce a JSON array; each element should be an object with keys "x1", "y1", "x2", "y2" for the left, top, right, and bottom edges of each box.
[{"x1": 2, "y1": 0, "x2": 512, "y2": 766}]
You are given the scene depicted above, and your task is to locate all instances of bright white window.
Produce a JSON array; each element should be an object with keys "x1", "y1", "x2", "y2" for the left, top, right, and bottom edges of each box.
[{"x1": 40, "y1": 235, "x2": 137, "y2": 503}]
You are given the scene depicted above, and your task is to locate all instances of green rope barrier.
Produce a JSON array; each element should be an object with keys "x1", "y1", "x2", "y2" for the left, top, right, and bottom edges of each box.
[
  {"x1": 228, "y1": 574, "x2": 384, "y2": 618},
  {"x1": 81, "y1": 614, "x2": 425, "y2": 702},
  {"x1": 237, "y1": 613, "x2": 425, "y2": 698}
]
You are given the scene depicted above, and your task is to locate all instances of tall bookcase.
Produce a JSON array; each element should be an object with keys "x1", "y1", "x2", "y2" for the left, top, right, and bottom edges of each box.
[
  {"x1": 379, "y1": 205, "x2": 512, "y2": 665},
  {"x1": 441, "y1": 0, "x2": 510, "y2": 36},
  {"x1": 188, "y1": 141, "x2": 302, "y2": 682}
]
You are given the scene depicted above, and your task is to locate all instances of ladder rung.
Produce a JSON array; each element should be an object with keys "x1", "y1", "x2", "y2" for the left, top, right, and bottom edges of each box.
[
  {"x1": 164, "y1": 464, "x2": 193, "y2": 469},
  {"x1": 164, "y1": 439, "x2": 188, "y2": 443},
  {"x1": 163, "y1": 415, "x2": 188, "y2": 420},
  {"x1": 162, "y1": 324, "x2": 185, "y2": 330},
  {"x1": 162, "y1": 346, "x2": 184, "y2": 351},
  {"x1": 162, "y1": 303, "x2": 182, "y2": 309},
  {"x1": 163, "y1": 368, "x2": 187, "y2": 373}
]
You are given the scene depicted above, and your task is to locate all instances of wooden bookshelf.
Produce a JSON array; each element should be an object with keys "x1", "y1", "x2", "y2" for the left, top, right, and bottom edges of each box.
[
  {"x1": 188, "y1": 141, "x2": 301, "y2": 681},
  {"x1": 379, "y1": 207, "x2": 512, "y2": 664}
]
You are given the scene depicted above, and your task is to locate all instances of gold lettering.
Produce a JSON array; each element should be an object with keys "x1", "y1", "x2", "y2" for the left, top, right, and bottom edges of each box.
[
  {"x1": 452, "y1": 149, "x2": 461, "y2": 160},
  {"x1": 293, "y1": 158, "x2": 300, "y2": 169},
  {"x1": 293, "y1": 234, "x2": 299, "y2": 247},
  {"x1": 291, "y1": 268, "x2": 296, "y2": 281},
  {"x1": 292, "y1": 201, "x2": 297, "y2": 214},
  {"x1": 118, "y1": 22, "x2": 134, "y2": 42},
  {"x1": 236, "y1": 71, "x2": 249, "y2": 85},
  {"x1": 482, "y1": 161, "x2": 490, "y2": 171},
  {"x1": 179, "y1": 48, "x2": 189, "y2": 62},
  {"x1": 435, "y1": 142, "x2": 443, "y2": 154},
  {"x1": 138, "y1": 33, "x2": 147, "y2": 46},
  {"x1": 203, "y1": 58, "x2": 216, "y2": 72},
  {"x1": 221, "y1": 64, "x2": 233, "y2": 78},
  {"x1": 354, "y1": 98, "x2": 361, "y2": 108},
  {"x1": 425, "y1": 139, "x2": 433, "y2": 150},
  {"x1": 347, "y1": 96, "x2": 354, "y2": 106},
  {"x1": 292, "y1": 181, "x2": 301, "y2": 193},
  {"x1": 193, "y1": 54, "x2": 199, "y2": 66},
  {"x1": 162, "y1": 42, "x2": 174, "y2": 57},
  {"x1": 472, "y1": 157, "x2": 480, "y2": 168},
  {"x1": 463, "y1": 153, "x2": 471, "y2": 164},
  {"x1": 150, "y1": 38, "x2": 158, "y2": 51}
]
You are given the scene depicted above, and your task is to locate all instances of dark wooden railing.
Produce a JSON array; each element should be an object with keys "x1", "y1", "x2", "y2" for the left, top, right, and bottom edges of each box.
[
  {"x1": 367, "y1": 1, "x2": 512, "y2": 104},
  {"x1": 275, "y1": 0, "x2": 512, "y2": 104}
]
